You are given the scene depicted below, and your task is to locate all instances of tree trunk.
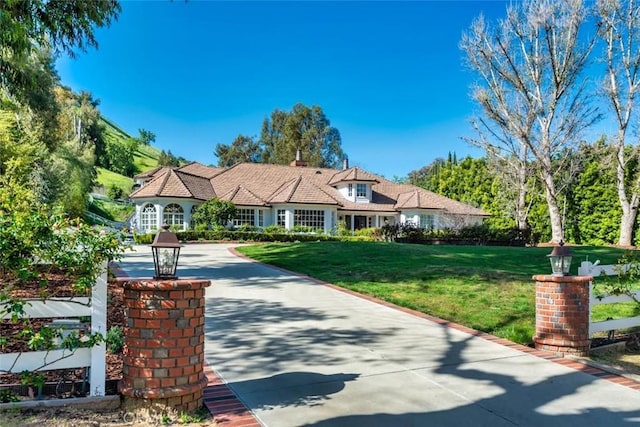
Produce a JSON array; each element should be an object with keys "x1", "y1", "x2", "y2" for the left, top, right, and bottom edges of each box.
[
  {"x1": 618, "y1": 204, "x2": 636, "y2": 247},
  {"x1": 542, "y1": 172, "x2": 564, "y2": 243},
  {"x1": 616, "y1": 131, "x2": 638, "y2": 246}
]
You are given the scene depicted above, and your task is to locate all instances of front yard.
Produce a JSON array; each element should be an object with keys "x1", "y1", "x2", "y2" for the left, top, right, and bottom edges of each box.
[{"x1": 236, "y1": 242, "x2": 635, "y2": 344}]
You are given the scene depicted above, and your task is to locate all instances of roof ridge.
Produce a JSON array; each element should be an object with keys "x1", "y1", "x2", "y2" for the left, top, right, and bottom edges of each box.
[
  {"x1": 287, "y1": 176, "x2": 303, "y2": 203},
  {"x1": 236, "y1": 185, "x2": 268, "y2": 204},
  {"x1": 155, "y1": 169, "x2": 173, "y2": 196}
]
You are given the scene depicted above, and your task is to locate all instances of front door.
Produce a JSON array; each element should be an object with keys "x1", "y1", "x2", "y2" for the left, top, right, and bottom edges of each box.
[{"x1": 354, "y1": 215, "x2": 368, "y2": 230}]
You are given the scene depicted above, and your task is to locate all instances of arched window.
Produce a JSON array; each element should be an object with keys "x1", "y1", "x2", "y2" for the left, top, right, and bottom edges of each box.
[
  {"x1": 141, "y1": 204, "x2": 157, "y2": 232},
  {"x1": 163, "y1": 203, "x2": 184, "y2": 228}
]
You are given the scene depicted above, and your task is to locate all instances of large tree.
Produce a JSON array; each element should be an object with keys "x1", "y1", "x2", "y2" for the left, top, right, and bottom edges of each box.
[
  {"x1": 215, "y1": 134, "x2": 262, "y2": 167},
  {"x1": 1, "y1": 0, "x2": 120, "y2": 105},
  {"x1": 215, "y1": 103, "x2": 346, "y2": 169},
  {"x1": 461, "y1": 0, "x2": 600, "y2": 243},
  {"x1": 597, "y1": 0, "x2": 640, "y2": 246}
]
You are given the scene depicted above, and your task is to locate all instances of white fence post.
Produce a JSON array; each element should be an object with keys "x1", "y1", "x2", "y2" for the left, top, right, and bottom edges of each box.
[{"x1": 89, "y1": 262, "x2": 107, "y2": 397}]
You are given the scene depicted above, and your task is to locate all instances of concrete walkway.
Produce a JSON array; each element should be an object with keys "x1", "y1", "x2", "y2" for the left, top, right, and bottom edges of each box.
[{"x1": 119, "y1": 243, "x2": 640, "y2": 426}]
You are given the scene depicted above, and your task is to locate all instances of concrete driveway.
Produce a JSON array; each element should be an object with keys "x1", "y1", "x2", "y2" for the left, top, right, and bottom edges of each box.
[{"x1": 119, "y1": 243, "x2": 640, "y2": 426}]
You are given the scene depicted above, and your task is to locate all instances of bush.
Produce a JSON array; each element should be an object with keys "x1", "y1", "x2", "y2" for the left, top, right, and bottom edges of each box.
[
  {"x1": 263, "y1": 225, "x2": 286, "y2": 234},
  {"x1": 106, "y1": 184, "x2": 124, "y2": 200},
  {"x1": 106, "y1": 325, "x2": 124, "y2": 354}
]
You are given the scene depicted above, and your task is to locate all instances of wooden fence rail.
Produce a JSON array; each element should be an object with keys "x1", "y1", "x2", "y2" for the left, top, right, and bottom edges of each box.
[
  {"x1": 578, "y1": 260, "x2": 640, "y2": 335},
  {"x1": 0, "y1": 262, "x2": 107, "y2": 397}
]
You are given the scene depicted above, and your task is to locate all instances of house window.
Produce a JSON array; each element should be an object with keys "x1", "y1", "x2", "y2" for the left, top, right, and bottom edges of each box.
[
  {"x1": 356, "y1": 183, "x2": 367, "y2": 198},
  {"x1": 141, "y1": 203, "x2": 157, "y2": 232},
  {"x1": 257, "y1": 210, "x2": 264, "y2": 227},
  {"x1": 420, "y1": 214, "x2": 435, "y2": 230},
  {"x1": 294, "y1": 209, "x2": 324, "y2": 231},
  {"x1": 233, "y1": 208, "x2": 255, "y2": 226},
  {"x1": 163, "y1": 203, "x2": 184, "y2": 227},
  {"x1": 348, "y1": 184, "x2": 353, "y2": 197},
  {"x1": 277, "y1": 209, "x2": 286, "y2": 227}
]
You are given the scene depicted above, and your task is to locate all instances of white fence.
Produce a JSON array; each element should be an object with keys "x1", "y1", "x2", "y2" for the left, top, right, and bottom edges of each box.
[
  {"x1": 0, "y1": 263, "x2": 107, "y2": 397},
  {"x1": 578, "y1": 260, "x2": 640, "y2": 335}
]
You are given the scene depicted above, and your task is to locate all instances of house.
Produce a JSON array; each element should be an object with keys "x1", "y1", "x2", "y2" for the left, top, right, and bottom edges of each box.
[{"x1": 128, "y1": 155, "x2": 488, "y2": 234}]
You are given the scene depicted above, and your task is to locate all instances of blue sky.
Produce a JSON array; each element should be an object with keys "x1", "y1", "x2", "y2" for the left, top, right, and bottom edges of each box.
[{"x1": 56, "y1": 1, "x2": 510, "y2": 179}]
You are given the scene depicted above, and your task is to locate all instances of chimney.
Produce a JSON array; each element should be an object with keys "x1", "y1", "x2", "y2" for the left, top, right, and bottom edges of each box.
[
  {"x1": 343, "y1": 157, "x2": 349, "y2": 170},
  {"x1": 290, "y1": 149, "x2": 308, "y2": 167}
]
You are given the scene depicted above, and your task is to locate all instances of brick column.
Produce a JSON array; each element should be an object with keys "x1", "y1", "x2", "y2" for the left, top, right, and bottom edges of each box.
[
  {"x1": 532, "y1": 275, "x2": 591, "y2": 356},
  {"x1": 118, "y1": 279, "x2": 211, "y2": 413}
]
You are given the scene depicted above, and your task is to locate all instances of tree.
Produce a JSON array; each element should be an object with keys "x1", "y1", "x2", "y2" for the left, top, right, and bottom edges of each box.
[
  {"x1": 214, "y1": 134, "x2": 262, "y2": 167},
  {"x1": 158, "y1": 149, "x2": 180, "y2": 167},
  {"x1": 137, "y1": 128, "x2": 156, "y2": 145},
  {"x1": 461, "y1": 0, "x2": 600, "y2": 243},
  {"x1": 597, "y1": 0, "x2": 640, "y2": 246},
  {"x1": 1, "y1": 0, "x2": 120, "y2": 105},
  {"x1": 192, "y1": 199, "x2": 237, "y2": 229},
  {"x1": 260, "y1": 103, "x2": 346, "y2": 168}
]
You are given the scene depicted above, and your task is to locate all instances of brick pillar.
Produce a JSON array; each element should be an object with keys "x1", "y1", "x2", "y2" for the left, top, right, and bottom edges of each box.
[
  {"x1": 532, "y1": 275, "x2": 591, "y2": 356},
  {"x1": 118, "y1": 279, "x2": 211, "y2": 413}
]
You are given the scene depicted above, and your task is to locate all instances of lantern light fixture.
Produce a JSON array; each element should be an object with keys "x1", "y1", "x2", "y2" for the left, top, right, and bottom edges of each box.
[
  {"x1": 151, "y1": 223, "x2": 182, "y2": 280},
  {"x1": 548, "y1": 240, "x2": 573, "y2": 276}
]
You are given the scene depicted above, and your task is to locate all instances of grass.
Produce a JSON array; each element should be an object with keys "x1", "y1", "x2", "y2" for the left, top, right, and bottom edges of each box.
[
  {"x1": 96, "y1": 167, "x2": 134, "y2": 194},
  {"x1": 236, "y1": 242, "x2": 635, "y2": 344}
]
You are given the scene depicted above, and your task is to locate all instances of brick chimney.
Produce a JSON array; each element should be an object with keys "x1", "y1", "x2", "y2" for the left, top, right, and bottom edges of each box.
[
  {"x1": 290, "y1": 149, "x2": 308, "y2": 167},
  {"x1": 343, "y1": 158, "x2": 349, "y2": 170}
]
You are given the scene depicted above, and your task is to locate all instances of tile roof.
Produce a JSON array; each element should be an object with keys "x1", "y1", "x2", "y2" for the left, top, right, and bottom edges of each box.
[
  {"x1": 178, "y1": 162, "x2": 222, "y2": 178},
  {"x1": 268, "y1": 177, "x2": 342, "y2": 205},
  {"x1": 219, "y1": 186, "x2": 268, "y2": 206},
  {"x1": 130, "y1": 161, "x2": 488, "y2": 217},
  {"x1": 133, "y1": 166, "x2": 173, "y2": 180},
  {"x1": 130, "y1": 169, "x2": 216, "y2": 200},
  {"x1": 328, "y1": 167, "x2": 380, "y2": 185}
]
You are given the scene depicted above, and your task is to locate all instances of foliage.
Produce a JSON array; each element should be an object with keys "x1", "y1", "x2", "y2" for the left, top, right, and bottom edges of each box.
[
  {"x1": 262, "y1": 225, "x2": 287, "y2": 234},
  {"x1": 0, "y1": 389, "x2": 19, "y2": 403},
  {"x1": 104, "y1": 137, "x2": 138, "y2": 177},
  {"x1": 0, "y1": 180, "x2": 126, "y2": 375},
  {"x1": 215, "y1": 134, "x2": 262, "y2": 167},
  {"x1": 590, "y1": 251, "x2": 640, "y2": 313},
  {"x1": 106, "y1": 325, "x2": 124, "y2": 354},
  {"x1": 215, "y1": 103, "x2": 346, "y2": 168},
  {"x1": 0, "y1": 0, "x2": 120, "y2": 107},
  {"x1": 157, "y1": 149, "x2": 181, "y2": 167},
  {"x1": 107, "y1": 184, "x2": 124, "y2": 200},
  {"x1": 137, "y1": 128, "x2": 156, "y2": 145},
  {"x1": 462, "y1": 0, "x2": 600, "y2": 242},
  {"x1": 191, "y1": 198, "x2": 238, "y2": 228}
]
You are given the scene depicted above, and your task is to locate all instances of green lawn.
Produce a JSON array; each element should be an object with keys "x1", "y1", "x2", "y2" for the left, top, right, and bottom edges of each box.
[
  {"x1": 236, "y1": 242, "x2": 636, "y2": 344},
  {"x1": 96, "y1": 167, "x2": 134, "y2": 194}
]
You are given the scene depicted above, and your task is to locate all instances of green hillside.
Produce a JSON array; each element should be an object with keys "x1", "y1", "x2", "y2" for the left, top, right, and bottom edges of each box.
[{"x1": 96, "y1": 117, "x2": 162, "y2": 195}]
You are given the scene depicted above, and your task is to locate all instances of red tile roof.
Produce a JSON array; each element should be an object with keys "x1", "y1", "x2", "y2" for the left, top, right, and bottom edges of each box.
[{"x1": 130, "y1": 162, "x2": 488, "y2": 217}]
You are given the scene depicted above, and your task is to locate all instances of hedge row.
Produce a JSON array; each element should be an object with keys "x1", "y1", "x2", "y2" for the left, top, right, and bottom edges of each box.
[{"x1": 134, "y1": 230, "x2": 372, "y2": 244}]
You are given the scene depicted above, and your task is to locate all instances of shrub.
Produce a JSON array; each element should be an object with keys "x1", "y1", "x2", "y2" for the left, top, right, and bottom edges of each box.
[{"x1": 106, "y1": 325, "x2": 124, "y2": 354}]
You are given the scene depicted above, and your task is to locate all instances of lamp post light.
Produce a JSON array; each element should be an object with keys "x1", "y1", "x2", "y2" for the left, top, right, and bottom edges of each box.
[
  {"x1": 151, "y1": 223, "x2": 182, "y2": 280},
  {"x1": 548, "y1": 240, "x2": 573, "y2": 276}
]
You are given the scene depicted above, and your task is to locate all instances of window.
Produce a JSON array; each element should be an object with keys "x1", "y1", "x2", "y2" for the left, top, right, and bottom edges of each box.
[
  {"x1": 163, "y1": 203, "x2": 184, "y2": 227},
  {"x1": 294, "y1": 209, "x2": 325, "y2": 231},
  {"x1": 348, "y1": 184, "x2": 353, "y2": 197},
  {"x1": 141, "y1": 203, "x2": 157, "y2": 232},
  {"x1": 277, "y1": 209, "x2": 286, "y2": 227},
  {"x1": 257, "y1": 210, "x2": 264, "y2": 227},
  {"x1": 233, "y1": 208, "x2": 255, "y2": 226},
  {"x1": 356, "y1": 183, "x2": 367, "y2": 198},
  {"x1": 420, "y1": 214, "x2": 435, "y2": 230}
]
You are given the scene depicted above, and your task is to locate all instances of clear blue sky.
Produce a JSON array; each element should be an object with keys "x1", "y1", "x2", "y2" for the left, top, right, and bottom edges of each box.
[{"x1": 56, "y1": 1, "x2": 510, "y2": 179}]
